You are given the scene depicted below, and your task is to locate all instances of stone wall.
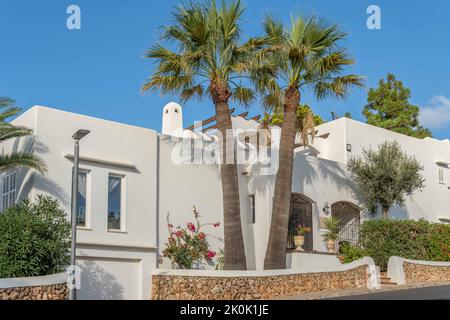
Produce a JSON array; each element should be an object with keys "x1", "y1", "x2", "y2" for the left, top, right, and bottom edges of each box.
[
  {"x1": 404, "y1": 262, "x2": 450, "y2": 284},
  {"x1": 0, "y1": 273, "x2": 69, "y2": 300},
  {"x1": 152, "y1": 266, "x2": 368, "y2": 300},
  {"x1": 0, "y1": 283, "x2": 68, "y2": 300}
]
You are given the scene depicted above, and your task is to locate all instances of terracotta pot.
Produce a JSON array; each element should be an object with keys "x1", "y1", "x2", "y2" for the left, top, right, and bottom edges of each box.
[
  {"x1": 293, "y1": 235, "x2": 305, "y2": 251},
  {"x1": 325, "y1": 239, "x2": 336, "y2": 253}
]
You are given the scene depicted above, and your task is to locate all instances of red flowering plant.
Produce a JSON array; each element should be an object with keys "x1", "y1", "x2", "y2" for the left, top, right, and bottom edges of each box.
[{"x1": 163, "y1": 206, "x2": 220, "y2": 269}]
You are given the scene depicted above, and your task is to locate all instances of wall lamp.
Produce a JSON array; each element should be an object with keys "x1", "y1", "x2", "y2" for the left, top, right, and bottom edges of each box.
[{"x1": 323, "y1": 202, "x2": 330, "y2": 215}]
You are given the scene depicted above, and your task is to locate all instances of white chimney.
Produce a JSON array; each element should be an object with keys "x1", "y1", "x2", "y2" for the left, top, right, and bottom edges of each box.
[{"x1": 162, "y1": 102, "x2": 183, "y2": 137}]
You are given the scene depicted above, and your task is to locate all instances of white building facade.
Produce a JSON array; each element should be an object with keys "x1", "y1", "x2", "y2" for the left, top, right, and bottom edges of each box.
[{"x1": 1, "y1": 104, "x2": 449, "y2": 299}]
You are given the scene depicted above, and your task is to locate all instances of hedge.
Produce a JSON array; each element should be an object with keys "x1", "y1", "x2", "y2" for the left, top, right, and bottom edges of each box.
[
  {"x1": 0, "y1": 195, "x2": 71, "y2": 278},
  {"x1": 359, "y1": 219, "x2": 450, "y2": 271}
]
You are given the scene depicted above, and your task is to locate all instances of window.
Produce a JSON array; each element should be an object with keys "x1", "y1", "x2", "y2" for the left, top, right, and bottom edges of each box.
[
  {"x1": 2, "y1": 172, "x2": 16, "y2": 211},
  {"x1": 76, "y1": 172, "x2": 87, "y2": 227},
  {"x1": 439, "y1": 168, "x2": 445, "y2": 184},
  {"x1": 244, "y1": 136, "x2": 250, "y2": 162},
  {"x1": 249, "y1": 195, "x2": 255, "y2": 224},
  {"x1": 108, "y1": 175, "x2": 123, "y2": 231}
]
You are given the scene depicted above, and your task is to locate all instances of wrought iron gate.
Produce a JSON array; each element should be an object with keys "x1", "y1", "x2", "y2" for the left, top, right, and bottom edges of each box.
[
  {"x1": 287, "y1": 193, "x2": 313, "y2": 251},
  {"x1": 331, "y1": 202, "x2": 361, "y2": 247}
]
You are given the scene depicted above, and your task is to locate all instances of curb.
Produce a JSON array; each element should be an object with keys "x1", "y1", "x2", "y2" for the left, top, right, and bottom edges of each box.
[{"x1": 279, "y1": 281, "x2": 450, "y2": 300}]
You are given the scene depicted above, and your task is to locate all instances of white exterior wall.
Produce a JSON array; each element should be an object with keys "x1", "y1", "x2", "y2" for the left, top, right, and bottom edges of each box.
[
  {"x1": 3, "y1": 104, "x2": 450, "y2": 298},
  {"x1": 340, "y1": 118, "x2": 450, "y2": 222},
  {"x1": 8, "y1": 106, "x2": 158, "y2": 300}
]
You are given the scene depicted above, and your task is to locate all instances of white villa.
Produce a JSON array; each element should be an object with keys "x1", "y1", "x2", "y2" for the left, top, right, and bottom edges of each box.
[{"x1": 2, "y1": 103, "x2": 450, "y2": 300}]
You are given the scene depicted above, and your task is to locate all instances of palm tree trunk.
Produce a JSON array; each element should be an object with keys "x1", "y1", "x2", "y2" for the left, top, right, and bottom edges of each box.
[
  {"x1": 264, "y1": 87, "x2": 300, "y2": 270},
  {"x1": 212, "y1": 83, "x2": 247, "y2": 270}
]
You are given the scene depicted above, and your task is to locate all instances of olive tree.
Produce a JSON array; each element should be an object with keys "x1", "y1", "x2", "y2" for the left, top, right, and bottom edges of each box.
[{"x1": 347, "y1": 141, "x2": 425, "y2": 218}]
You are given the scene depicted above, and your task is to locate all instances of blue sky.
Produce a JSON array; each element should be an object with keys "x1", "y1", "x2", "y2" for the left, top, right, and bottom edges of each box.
[{"x1": 1, "y1": 0, "x2": 450, "y2": 139}]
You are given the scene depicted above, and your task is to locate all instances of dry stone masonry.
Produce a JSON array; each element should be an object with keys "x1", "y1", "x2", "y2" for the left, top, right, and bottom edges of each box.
[
  {"x1": 152, "y1": 266, "x2": 368, "y2": 300},
  {"x1": 404, "y1": 262, "x2": 450, "y2": 284},
  {"x1": 0, "y1": 283, "x2": 68, "y2": 300}
]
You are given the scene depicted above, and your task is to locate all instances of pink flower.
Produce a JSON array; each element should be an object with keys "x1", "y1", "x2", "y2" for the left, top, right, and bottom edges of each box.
[
  {"x1": 187, "y1": 223, "x2": 196, "y2": 232},
  {"x1": 213, "y1": 222, "x2": 220, "y2": 228},
  {"x1": 175, "y1": 231, "x2": 183, "y2": 238},
  {"x1": 198, "y1": 232, "x2": 206, "y2": 240},
  {"x1": 207, "y1": 250, "x2": 216, "y2": 259}
]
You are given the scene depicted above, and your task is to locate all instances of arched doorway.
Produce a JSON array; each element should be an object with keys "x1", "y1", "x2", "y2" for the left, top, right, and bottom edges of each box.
[
  {"x1": 331, "y1": 201, "x2": 361, "y2": 247},
  {"x1": 288, "y1": 193, "x2": 314, "y2": 251}
]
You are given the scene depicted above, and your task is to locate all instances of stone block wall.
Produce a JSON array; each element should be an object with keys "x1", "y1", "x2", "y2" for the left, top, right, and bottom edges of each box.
[
  {"x1": 152, "y1": 266, "x2": 368, "y2": 300},
  {"x1": 0, "y1": 283, "x2": 68, "y2": 300},
  {"x1": 404, "y1": 262, "x2": 450, "y2": 284}
]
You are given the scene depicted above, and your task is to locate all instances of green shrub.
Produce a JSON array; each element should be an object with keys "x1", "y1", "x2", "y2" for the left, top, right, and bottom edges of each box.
[
  {"x1": 426, "y1": 223, "x2": 450, "y2": 262},
  {"x1": 360, "y1": 219, "x2": 450, "y2": 271},
  {"x1": 338, "y1": 241, "x2": 366, "y2": 264},
  {"x1": 0, "y1": 195, "x2": 71, "y2": 278}
]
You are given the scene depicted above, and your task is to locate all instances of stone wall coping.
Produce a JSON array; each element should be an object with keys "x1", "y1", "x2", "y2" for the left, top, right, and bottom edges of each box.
[
  {"x1": 153, "y1": 257, "x2": 375, "y2": 277},
  {"x1": 0, "y1": 272, "x2": 68, "y2": 289},
  {"x1": 387, "y1": 256, "x2": 450, "y2": 285}
]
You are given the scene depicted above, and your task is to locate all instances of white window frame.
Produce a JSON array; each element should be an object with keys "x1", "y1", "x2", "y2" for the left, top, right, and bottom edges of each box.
[
  {"x1": 107, "y1": 173, "x2": 126, "y2": 233},
  {"x1": 2, "y1": 171, "x2": 17, "y2": 211}
]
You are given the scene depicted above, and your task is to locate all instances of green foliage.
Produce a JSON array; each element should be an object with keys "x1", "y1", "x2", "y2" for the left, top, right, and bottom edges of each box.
[
  {"x1": 338, "y1": 241, "x2": 366, "y2": 264},
  {"x1": 214, "y1": 248, "x2": 225, "y2": 270},
  {"x1": 347, "y1": 141, "x2": 425, "y2": 217},
  {"x1": 322, "y1": 216, "x2": 340, "y2": 241},
  {"x1": 259, "y1": 14, "x2": 364, "y2": 112},
  {"x1": 163, "y1": 207, "x2": 219, "y2": 269},
  {"x1": 0, "y1": 196, "x2": 71, "y2": 278},
  {"x1": 296, "y1": 225, "x2": 307, "y2": 236},
  {"x1": 363, "y1": 74, "x2": 432, "y2": 139},
  {"x1": 142, "y1": 0, "x2": 269, "y2": 107},
  {"x1": 261, "y1": 105, "x2": 324, "y2": 126},
  {"x1": 0, "y1": 96, "x2": 47, "y2": 173},
  {"x1": 360, "y1": 219, "x2": 450, "y2": 271}
]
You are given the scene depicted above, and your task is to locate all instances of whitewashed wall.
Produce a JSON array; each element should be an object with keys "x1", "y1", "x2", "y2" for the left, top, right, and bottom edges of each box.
[{"x1": 8, "y1": 106, "x2": 159, "y2": 300}]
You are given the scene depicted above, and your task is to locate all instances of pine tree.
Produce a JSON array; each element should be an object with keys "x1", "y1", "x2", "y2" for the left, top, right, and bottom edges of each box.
[{"x1": 363, "y1": 74, "x2": 432, "y2": 139}]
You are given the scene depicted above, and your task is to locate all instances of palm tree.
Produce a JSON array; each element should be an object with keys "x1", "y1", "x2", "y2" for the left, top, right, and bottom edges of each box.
[
  {"x1": 0, "y1": 97, "x2": 46, "y2": 173},
  {"x1": 259, "y1": 15, "x2": 364, "y2": 269},
  {"x1": 142, "y1": 0, "x2": 269, "y2": 270}
]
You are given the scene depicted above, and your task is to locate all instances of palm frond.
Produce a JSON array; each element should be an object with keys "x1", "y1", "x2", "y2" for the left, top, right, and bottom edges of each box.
[
  {"x1": 262, "y1": 85, "x2": 284, "y2": 113},
  {"x1": 180, "y1": 84, "x2": 206, "y2": 102},
  {"x1": 0, "y1": 152, "x2": 47, "y2": 174},
  {"x1": 263, "y1": 15, "x2": 285, "y2": 45},
  {"x1": 0, "y1": 97, "x2": 21, "y2": 122},
  {"x1": 0, "y1": 125, "x2": 32, "y2": 142},
  {"x1": 314, "y1": 75, "x2": 365, "y2": 100},
  {"x1": 232, "y1": 85, "x2": 255, "y2": 107}
]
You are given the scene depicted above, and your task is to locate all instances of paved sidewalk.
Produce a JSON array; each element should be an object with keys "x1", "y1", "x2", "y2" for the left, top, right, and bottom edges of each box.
[{"x1": 279, "y1": 281, "x2": 450, "y2": 300}]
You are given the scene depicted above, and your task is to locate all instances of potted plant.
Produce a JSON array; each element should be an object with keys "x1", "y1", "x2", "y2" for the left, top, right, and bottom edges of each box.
[
  {"x1": 293, "y1": 225, "x2": 307, "y2": 251},
  {"x1": 322, "y1": 216, "x2": 340, "y2": 253}
]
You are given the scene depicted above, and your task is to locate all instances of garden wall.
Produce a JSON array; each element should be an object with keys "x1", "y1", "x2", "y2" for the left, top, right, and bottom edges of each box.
[
  {"x1": 0, "y1": 273, "x2": 68, "y2": 300},
  {"x1": 152, "y1": 257, "x2": 375, "y2": 300},
  {"x1": 388, "y1": 256, "x2": 450, "y2": 285}
]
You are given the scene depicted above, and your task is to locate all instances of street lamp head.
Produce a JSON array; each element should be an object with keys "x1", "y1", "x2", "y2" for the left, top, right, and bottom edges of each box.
[{"x1": 72, "y1": 129, "x2": 90, "y2": 140}]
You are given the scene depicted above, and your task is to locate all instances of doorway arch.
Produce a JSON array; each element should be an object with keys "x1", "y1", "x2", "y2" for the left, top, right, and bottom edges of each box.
[
  {"x1": 331, "y1": 201, "x2": 361, "y2": 247},
  {"x1": 288, "y1": 193, "x2": 314, "y2": 251}
]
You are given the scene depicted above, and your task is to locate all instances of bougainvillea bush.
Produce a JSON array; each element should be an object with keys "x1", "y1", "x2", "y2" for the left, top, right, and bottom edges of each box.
[{"x1": 163, "y1": 206, "x2": 219, "y2": 269}]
